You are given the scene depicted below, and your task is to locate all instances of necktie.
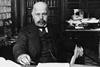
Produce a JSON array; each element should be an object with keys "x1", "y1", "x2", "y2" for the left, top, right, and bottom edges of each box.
[{"x1": 39, "y1": 28, "x2": 47, "y2": 37}]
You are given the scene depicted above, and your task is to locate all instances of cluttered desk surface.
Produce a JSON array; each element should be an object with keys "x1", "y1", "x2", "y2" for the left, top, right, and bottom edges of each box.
[
  {"x1": 0, "y1": 57, "x2": 99, "y2": 67},
  {"x1": 21, "y1": 63, "x2": 99, "y2": 67}
]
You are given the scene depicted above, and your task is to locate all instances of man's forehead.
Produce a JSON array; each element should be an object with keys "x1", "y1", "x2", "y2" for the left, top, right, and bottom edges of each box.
[
  {"x1": 34, "y1": 7, "x2": 47, "y2": 12},
  {"x1": 35, "y1": 10, "x2": 47, "y2": 13},
  {"x1": 33, "y1": 2, "x2": 47, "y2": 11}
]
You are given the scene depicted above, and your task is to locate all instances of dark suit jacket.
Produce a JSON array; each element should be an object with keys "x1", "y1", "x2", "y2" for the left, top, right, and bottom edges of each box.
[{"x1": 13, "y1": 23, "x2": 56, "y2": 63}]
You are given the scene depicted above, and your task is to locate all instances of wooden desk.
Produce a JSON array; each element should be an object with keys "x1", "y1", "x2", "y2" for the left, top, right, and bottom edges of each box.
[
  {"x1": 1, "y1": 60, "x2": 99, "y2": 67},
  {"x1": 65, "y1": 29, "x2": 100, "y2": 59},
  {"x1": 22, "y1": 64, "x2": 99, "y2": 67},
  {"x1": 70, "y1": 64, "x2": 99, "y2": 67}
]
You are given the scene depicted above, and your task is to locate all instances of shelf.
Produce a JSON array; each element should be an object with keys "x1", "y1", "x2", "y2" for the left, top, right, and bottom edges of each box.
[
  {"x1": 0, "y1": 0, "x2": 11, "y2": 20},
  {"x1": 66, "y1": 2, "x2": 80, "y2": 3},
  {"x1": 49, "y1": 6, "x2": 58, "y2": 9},
  {"x1": 0, "y1": 12, "x2": 11, "y2": 14},
  {"x1": 67, "y1": 0, "x2": 80, "y2": 2},
  {"x1": 88, "y1": 0, "x2": 100, "y2": 1},
  {"x1": 0, "y1": 5, "x2": 11, "y2": 7},
  {"x1": 0, "y1": 4, "x2": 11, "y2": 7},
  {"x1": 0, "y1": 0, "x2": 11, "y2": 6},
  {"x1": 0, "y1": 12, "x2": 11, "y2": 20},
  {"x1": 87, "y1": 1, "x2": 100, "y2": 4},
  {"x1": 27, "y1": 5, "x2": 58, "y2": 10},
  {"x1": 0, "y1": 18, "x2": 11, "y2": 20},
  {"x1": 0, "y1": 7, "x2": 11, "y2": 14}
]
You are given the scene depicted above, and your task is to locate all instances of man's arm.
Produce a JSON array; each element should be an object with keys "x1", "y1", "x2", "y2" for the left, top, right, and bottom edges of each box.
[
  {"x1": 13, "y1": 31, "x2": 31, "y2": 65},
  {"x1": 70, "y1": 45, "x2": 83, "y2": 64}
]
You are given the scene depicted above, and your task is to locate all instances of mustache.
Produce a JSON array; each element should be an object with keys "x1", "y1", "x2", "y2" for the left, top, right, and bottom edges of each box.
[{"x1": 37, "y1": 20, "x2": 46, "y2": 24}]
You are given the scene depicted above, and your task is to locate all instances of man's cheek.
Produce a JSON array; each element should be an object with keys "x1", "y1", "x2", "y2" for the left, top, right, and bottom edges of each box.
[
  {"x1": 34, "y1": 19, "x2": 39, "y2": 24},
  {"x1": 44, "y1": 17, "x2": 47, "y2": 21},
  {"x1": 35, "y1": 17, "x2": 40, "y2": 22}
]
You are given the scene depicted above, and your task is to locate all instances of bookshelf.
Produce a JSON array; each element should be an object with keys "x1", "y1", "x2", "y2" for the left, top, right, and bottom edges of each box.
[{"x1": 0, "y1": 0, "x2": 12, "y2": 37}]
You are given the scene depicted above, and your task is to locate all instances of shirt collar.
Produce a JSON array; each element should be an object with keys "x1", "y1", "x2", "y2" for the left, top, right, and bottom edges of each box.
[{"x1": 39, "y1": 27, "x2": 48, "y2": 33}]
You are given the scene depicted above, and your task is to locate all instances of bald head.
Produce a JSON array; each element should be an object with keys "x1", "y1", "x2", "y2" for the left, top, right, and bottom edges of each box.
[
  {"x1": 32, "y1": 2, "x2": 48, "y2": 15},
  {"x1": 31, "y1": 2, "x2": 48, "y2": 27},
  {"x1": 33, "y1": 2, "x2": 48, "y2": 11}
]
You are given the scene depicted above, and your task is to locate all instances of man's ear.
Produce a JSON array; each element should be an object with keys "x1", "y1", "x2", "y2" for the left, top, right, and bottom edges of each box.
[
  {"x1": 31, "y1": 9, "x2": 35, "y2": 18},
  {"x1": 31, "y1": 10, "x2": 34, "y2": 16},
  {"x1": 31, "y1": 8, "x2": 35, "y2": 15}
]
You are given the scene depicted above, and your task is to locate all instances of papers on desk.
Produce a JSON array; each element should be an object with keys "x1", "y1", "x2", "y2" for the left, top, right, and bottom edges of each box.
[
  {"x1": 37, "y1": 63, "x2": 69, "y2": 67},
  {"x1": 37, "y1": 63, "x2": 99, "y2": 67},
  {"x1": 67, "y1": 18, "x2": 100, "y2": 29},
  {"x1": 0, "y1": 57, "x2": 21, "y2": 67},
  {"x1": 90, "y1": 28, "x2": 100, "y2": 31},
  {"x1": 67, "y1": 18, "x2": 99, "y2": 24},
  {"x1": 81, "y1": 18, "x2": 99, "y2": 23}
]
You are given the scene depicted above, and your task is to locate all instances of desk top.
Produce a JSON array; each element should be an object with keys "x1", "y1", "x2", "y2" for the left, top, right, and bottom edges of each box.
[
  {"x1": 70, "y1": 64, "x2": 99, "y2": 67},
  {"x1": 22, "y1": 64, "x2": 99, "y2": 67},
  {"x1": 0, "y1": 58, "x2": 99, "y2": 67},
  {"x1": 65, "y1": 28, "x2": 100, "y2": 31}
]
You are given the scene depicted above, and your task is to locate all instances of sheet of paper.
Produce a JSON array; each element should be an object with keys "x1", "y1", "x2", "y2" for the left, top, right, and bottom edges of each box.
[
  {"x1": 0, "y1": 57, "x2": 21, "y2": 67},
  {"x1": 37, "y1": 63, "x2": 69, "y2": 67}
]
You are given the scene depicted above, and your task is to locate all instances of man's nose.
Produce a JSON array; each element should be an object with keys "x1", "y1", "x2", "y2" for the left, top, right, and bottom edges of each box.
[{"x1": 40, "y1": 15, "x2": 43, "y2": 19}]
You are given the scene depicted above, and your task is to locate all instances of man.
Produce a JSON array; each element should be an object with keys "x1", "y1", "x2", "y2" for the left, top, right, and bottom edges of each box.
[
  {"x1": 13, "y1": 2, "x2": 57, "y2": 65},
  {"x1": 13, "y1": 1, "x2": 83, "y2": 66}
]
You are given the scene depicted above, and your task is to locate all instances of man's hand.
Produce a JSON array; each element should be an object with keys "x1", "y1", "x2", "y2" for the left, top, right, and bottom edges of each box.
[
  {"x1": 74, "y1": 45, "x2": 83, "y2": 58},
  {"x1": 17, "y1": 54, "x2": 31, "y2": 65},
  {"x1": 70, "y1": 45, "x2": 83, "y2": 64}
]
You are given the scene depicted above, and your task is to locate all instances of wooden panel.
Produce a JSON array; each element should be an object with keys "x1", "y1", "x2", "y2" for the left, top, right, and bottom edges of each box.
[
  {"x1": 67, "y1": 2, "x2": 80, "y2": 9},
  {"x1": 88, "y1": 2, "x2": 100, "y2": 9}
]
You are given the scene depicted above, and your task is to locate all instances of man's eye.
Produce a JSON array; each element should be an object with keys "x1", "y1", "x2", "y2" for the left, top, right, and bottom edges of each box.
[
  {"x1": 43, "y1": 13, "x2": 47, "y2": 15},
  {"x1": 36, "y1": 13, "x2": 40, "y2": 16},
  {"x1": 35, "y1": 13, "x2": 47, "y2": 16}
]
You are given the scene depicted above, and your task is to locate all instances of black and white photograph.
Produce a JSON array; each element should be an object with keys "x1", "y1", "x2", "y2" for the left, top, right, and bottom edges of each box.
[{"x1": 0, "y1": 0, "x2": 100, "y2": 67}]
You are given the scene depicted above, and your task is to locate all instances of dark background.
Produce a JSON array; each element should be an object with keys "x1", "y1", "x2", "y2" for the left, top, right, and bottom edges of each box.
[{"x1": 0, "y1": 0, "x2": 100, "y2": 65}]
